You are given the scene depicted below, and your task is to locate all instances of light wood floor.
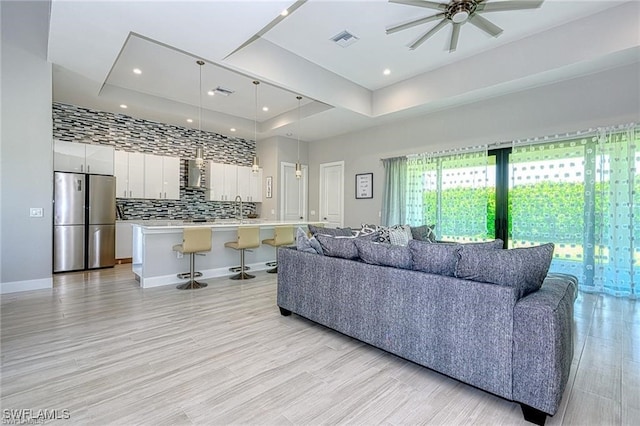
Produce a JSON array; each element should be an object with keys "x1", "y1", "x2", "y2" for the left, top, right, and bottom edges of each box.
[{"x1": 1, "y1": 265, "x2": 638, "y2": 425}]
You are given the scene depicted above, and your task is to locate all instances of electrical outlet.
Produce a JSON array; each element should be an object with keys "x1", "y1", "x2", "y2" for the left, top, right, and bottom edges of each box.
[
  {"x1": 311, "y1": 210, "x2": 316, "y2": 216},
  {"x1": 30, "y1": 207, "x2": 43, "y2": 217},
  {"x1": 176, "y1": 252, "x2": 183, "y2": 259}
]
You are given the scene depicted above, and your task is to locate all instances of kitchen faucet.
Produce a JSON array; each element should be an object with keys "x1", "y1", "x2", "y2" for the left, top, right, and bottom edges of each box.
[{"x1": 234, "y1": 195, "x2": 243, "y2": 221}]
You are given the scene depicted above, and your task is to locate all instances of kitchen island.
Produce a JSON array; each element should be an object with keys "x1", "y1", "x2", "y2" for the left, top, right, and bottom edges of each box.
[{"x1": 131, "y1": 219, "x2": 314, "y2": 288}]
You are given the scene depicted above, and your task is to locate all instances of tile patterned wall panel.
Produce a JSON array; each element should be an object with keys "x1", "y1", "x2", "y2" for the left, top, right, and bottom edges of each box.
[{"x1": 53, "y1": 102, "x2": 257, "y2": 220}]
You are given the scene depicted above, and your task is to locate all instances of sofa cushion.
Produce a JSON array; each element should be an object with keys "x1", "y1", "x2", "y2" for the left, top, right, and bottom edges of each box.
[
  {"x1": 455, "y1": 243, "x2": 555, "y2": 298},
  {"x1": 295, "y1": 227, "x2": 323, "y2": 255},
  {"x1": 410, "y1": 224, "x2": 436, "y2": 242},
  {"x1": 354, "y1": 239, "x2": 412, "y2": 269},
  {"x1": 409, "y1": 239, "x2": 461, "y2": 277},
  {"x1": 308, "y1": 224, "x2": 353, "y2": 237},
  {"x1": 444, "y1": 239, "x2": 504, "y2": 249}
]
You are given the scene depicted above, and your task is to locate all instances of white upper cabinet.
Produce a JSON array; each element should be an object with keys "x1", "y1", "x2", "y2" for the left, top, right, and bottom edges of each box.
[
  {"x1": 205, "y1": 162, "x2": 262, "y2": 202},
  {"x1": 114, "y1": 151, "x2": 144, "y2": 199},
  {"x1": 249, "y1": 168, "x2": 263, "y2": 203},
  {"x1": 237, "y1": 166, "x2": 262, "y2": 202},
  {"x1": 161, "y1": 156, "x2": 180, "y2": 200},
  {"x1": 54, "y1": 140, "x2": 114, "y2": 175},
  {"x1": 143, "y1": 154, "x2": 180, "y2": 200},
  {"x1": 204, "y1": 162, "x2": 238, "y2": 202}
]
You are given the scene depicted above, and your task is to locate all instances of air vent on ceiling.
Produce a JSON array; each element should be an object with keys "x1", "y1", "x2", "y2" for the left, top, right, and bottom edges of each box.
[
  {"x1": 330, "y1": 30, "x2": 359, "y2": 48},
  {"x1": 212, "y1": 86, "x2": 234, "y2": 96}
]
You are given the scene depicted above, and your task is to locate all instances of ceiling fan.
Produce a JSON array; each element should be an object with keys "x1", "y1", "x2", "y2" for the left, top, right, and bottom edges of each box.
[{"x1": 386, "y1": 0, "x2": 544, "y2": 52}]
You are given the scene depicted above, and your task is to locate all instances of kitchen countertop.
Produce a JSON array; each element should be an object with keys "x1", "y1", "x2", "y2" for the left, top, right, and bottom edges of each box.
[{"x1": 130, "y1": 219, "x2": 318, "y2": 231}]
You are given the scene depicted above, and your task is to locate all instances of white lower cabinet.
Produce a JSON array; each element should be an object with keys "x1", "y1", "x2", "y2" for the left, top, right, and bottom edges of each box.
[{"x1": 116, "y1": 221, "x2": 133, "y2": 259}]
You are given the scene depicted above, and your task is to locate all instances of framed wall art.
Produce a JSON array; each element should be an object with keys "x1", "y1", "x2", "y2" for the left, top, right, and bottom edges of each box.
[
  {"x1": 355, "y1": 173, "x2": 373, "y2": 199},
  {"x1": 265, "y1": 176, "x2": 273, "y2": 198}
]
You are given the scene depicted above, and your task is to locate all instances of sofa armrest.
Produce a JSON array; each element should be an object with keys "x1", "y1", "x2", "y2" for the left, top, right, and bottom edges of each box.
[{"x1": 512, "y1": 273, "x2": 577, "y2": 415}]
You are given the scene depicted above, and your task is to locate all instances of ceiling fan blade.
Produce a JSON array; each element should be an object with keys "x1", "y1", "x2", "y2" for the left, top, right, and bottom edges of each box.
[
  {"x1": 477, "y1": 0, "x2": 544, "y2": 12},
  {"x1": 409, "y1": 18, "x2": 448, "y2": 50},
  {"x1": 386, "y1": 13, "x2": 445, "y2": 35},
  {"x1": 468, "y1": 14, "x2": 503, "y2": 37},
  {"x1": 389, "y1": 0, "x2": 447, "y2": 11},
  {"x1": 449, "y1": 23, "x2": 461, "y2": 52}
]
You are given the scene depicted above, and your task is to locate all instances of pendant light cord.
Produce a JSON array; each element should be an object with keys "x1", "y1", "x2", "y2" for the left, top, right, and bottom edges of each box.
[
  {"x1": 297, "y1": 96, "x2": 301, "y2": 162},
  {"x1": 254, "y1": 81, "x2": 259, "y2": 146},
  {"x1": 197, "y1": 60, "x2": 204, "y2": 147}
]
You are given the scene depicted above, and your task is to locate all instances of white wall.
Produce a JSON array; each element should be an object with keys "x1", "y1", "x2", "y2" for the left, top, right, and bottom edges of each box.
[
  {"x1": 1, "y1": 0, "x2": 54, "y2": 293},
  {"x1": 308, "y1": 63, "x2": 640, "y2": 228},
  {"x1": 257, "y1": 135, "x2": 308, "y2": 221}
]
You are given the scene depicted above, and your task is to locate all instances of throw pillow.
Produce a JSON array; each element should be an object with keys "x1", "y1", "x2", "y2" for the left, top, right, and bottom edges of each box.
[
  {"x1": 308, "y1": 224, "x2": 353, "y2": 237},
  {"x1": 353, "y1": 224, "x2": 378, "y2": 237},
  {"x1": 388, "y1": 225, "x2": 413, "y2": 246},
  {"x1": 409, "y1": 239, "x2": 461, "y2": 277},
  {"x1": 410, "y1": 224, "x2": 436, "y2": 242},
  {"x1": 455, "y1": 243, "x2": 555, "y2": 299},
  {"x1": 295, "y1": 227, "x2": 323, "y2": 255},
  {"x1": 354, "y1": 239, "x2": 412, "y2": 269},
  {"x1": 361, "y1": 224, "x2": 390, "y2": 243},
  {"x1": 315, "y1": 234, "x2": 359, "y2": 260}
]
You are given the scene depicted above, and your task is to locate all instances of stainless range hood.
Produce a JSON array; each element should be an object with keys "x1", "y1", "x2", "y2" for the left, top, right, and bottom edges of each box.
[{"x1": 187, "y1": 147, "x2": 205, "y2": 189}]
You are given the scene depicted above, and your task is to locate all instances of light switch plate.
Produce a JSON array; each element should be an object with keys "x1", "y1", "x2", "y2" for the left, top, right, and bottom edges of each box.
[{"x1": 30, "y1": 207, "x2": 43, "y2": 217}]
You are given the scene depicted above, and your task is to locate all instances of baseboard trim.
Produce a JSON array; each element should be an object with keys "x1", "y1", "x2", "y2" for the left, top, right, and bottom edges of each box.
[
  {"x1": 139, "y1": 262, "x2": 270, "y2": 289},
  {"x1": 1, "y1": 277, "x2": 53, "y2": 294}
]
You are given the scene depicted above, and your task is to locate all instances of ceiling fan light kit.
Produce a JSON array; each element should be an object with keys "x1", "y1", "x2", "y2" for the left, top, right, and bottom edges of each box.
[{"x1": 387, "y1": 0, "x2": 544, "y2": 52}]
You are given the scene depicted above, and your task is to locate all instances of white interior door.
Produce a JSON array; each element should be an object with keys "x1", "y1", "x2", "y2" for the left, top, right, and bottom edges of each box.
[
  {"x1": 280, "y1": 162, "x2": 307, "y2": 221},
  {"x1": 319, "y1": 161, "x2": 344, "y2": 228}
]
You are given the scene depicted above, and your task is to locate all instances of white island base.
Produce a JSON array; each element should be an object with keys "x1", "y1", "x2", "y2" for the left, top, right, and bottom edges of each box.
[{"x1": 132, "y1": 220, "x2": 313, "y2": 288}]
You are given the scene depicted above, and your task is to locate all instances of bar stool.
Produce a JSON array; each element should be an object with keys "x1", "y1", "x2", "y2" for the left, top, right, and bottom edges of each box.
[
  {"x1": 224, "y1": 226, "x2": 260, "y2": 280},
  {"x1": 261, "y1": 226, "x2": 295, "y2": 273},
  {"x1": 172, "y1": 227, "x2": 212, "y2": 290}
]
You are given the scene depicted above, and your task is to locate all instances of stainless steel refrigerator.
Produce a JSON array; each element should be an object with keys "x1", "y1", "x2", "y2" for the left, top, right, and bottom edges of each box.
[{"x1": 53, "y1": 172, "x2": 116, "y2": 273}]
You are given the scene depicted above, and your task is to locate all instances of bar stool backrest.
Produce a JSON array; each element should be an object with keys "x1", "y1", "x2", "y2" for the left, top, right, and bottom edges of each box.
[
  {"x1": 182, "y1": 227, "x2": 212, "y2": 253},
  {"x1": 236, "y1": 226, "x2": 260, "y2": 249}
]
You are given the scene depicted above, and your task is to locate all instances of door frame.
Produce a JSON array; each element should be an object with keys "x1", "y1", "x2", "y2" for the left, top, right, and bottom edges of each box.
[{"x1": 319, "y1": 161, "x2": 344, "y2": 228}]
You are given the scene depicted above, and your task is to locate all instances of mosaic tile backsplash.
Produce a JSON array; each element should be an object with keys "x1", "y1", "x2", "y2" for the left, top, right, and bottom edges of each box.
[{"x1": 53, "y1": 103, "x2": 257, "y2": 220}]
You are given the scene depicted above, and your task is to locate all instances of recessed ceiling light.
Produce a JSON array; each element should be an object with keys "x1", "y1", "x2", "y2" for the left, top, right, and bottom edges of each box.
[
  {"x1": 187, "y1": 118, "x2": 193, "y2": 123},
  {"x1": 383, "y1": 68, "x2": 391, "y2": 76},
  {"x1": 119, "y1": 104, "x2": 128, "y2": 109},
  {"x1": 281, "y1": 9, "x2": 289, "y2": 16},
  {"x1": 262, "y1": 106, "x2": 269, "y2": 112},
  {"x1": 133, "y1": 68, "x2": 142, "y2": 75},
  {"x1": 230, "y1": 128, "x2": 236, "y2": 132},
  {"x1": 207, "y1": 90, "x2": 215, "y2": 96}
]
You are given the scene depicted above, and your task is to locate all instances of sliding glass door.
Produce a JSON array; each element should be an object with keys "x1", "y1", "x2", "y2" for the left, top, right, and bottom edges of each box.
[{"x1": 384, "y1": 125, "x2": 637, "y2": 297}]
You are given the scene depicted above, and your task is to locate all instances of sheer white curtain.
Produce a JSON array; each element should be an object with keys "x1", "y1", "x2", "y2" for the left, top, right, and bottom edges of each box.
[
  {"x1": 591, "y1": 126, "x2": 638, "y2": 297},
  {"x1": 406, "y1": 148, "x2": 489, "y2": 241},
  {"x1": 511, "y1": 124, "x2": 638, "y2": 298}
]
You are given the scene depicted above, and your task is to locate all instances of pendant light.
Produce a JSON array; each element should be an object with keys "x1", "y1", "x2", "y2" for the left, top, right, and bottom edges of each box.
[
  {"x1": 295, "y1": 95, "x2": 303, "y2": 179},
  {"x1": 195, "y1": 60, "x2": 205, "y2": 167},
  {"x1": 252, "y1": 80, "x2": 260, "y2": 174}
]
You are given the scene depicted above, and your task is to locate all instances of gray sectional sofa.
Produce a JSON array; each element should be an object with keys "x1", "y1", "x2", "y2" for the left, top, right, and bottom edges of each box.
[{"x1": 277, "y1": 240, "x2": 577, "y2": 425}]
